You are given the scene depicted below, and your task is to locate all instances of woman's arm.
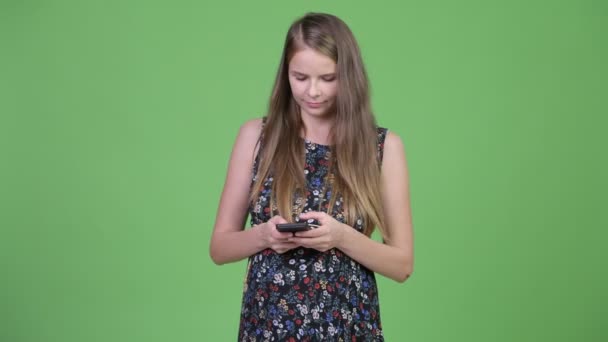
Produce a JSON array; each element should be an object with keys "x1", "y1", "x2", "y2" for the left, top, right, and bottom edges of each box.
[
  {"x1": 209, "y1": 118, "x2": 296, "y2": 265},
  {"x1": 341, "y1": 131, "x2": 414, "y2": 282},
  {"x1": 293, "y1": 131, "x2": 414, "y2": 282}
]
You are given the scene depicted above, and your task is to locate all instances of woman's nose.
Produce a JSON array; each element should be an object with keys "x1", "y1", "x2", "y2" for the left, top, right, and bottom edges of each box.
[{"x1": 307, "y1": 81, "x2": 321, "y2": 98}]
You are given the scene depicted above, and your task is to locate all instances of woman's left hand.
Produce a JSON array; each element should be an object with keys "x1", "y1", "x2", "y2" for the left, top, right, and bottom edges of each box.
[{"x1": 288, "y1": 211, "x2": 347, "y2": 252}]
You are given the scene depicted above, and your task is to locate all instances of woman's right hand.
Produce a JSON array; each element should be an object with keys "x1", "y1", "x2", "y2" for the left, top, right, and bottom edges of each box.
[{"x1": 258, "y1": 215, "x2": 299, "y2": 254}]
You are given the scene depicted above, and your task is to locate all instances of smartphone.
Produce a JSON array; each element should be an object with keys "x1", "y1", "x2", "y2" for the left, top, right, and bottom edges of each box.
[{"x1": 276, "y1": 222, "x2": 312, "y2": 233}]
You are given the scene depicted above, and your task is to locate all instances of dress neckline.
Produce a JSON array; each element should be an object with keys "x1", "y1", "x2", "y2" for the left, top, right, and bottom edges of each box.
[{"x1": 303, "y1": 138, "x2": 332, "y2": 149}]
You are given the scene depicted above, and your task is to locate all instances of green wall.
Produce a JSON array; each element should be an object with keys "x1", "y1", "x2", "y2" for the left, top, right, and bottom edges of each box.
[{"x1": 1, "y1": 0, "x2": 606, "y2": 341}]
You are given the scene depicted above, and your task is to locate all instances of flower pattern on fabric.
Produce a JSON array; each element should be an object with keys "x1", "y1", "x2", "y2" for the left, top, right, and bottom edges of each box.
[{"x1": 239, "y1": 125, "x2": 388, "y2": 342}]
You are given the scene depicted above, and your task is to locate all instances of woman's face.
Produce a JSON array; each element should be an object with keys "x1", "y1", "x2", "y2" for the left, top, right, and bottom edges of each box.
[{"x1": 288, "y1": 47, "x2": 338, "y2": 118}]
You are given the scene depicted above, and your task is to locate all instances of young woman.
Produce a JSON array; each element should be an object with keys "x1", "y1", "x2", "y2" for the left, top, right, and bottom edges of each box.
[{"x1": 210, "y1": 12, "x2": 414, "y2": 341}]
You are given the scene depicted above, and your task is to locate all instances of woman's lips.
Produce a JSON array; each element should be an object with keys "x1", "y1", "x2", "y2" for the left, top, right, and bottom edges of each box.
[{"x1": 306, "y1": 101, "x2": 324, "y2": 108}]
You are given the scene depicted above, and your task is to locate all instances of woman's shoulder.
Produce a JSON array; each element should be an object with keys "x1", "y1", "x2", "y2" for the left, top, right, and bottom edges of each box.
[
  {"x1": 376, "y1": 126, "x2": 406, "y2": 162},
  {"x1": 381, "y1": 128, "x2": 406, "y2": 167},
  {"x1": 237, "y1": 117, "x2": 265, "y2": 142},
  {"x1": 228, "y1": 118, "x2": 265, "y2": 160},
  {"x1": 375, "y1": 125, "x2": 402, "y2": 145},
  {"x1": 240, "y1": 117, "x2": 264, "y2": 132}
]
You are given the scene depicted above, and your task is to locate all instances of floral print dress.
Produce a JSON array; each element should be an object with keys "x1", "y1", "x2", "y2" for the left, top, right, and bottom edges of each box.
[{"x1": 238, "y1": 126, "x2": 388, "y2": 342}]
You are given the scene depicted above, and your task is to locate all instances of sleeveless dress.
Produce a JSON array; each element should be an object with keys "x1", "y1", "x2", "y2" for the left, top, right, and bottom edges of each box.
[{"x1": 238, "y1": 125, "x2": 388, "y2": 342}]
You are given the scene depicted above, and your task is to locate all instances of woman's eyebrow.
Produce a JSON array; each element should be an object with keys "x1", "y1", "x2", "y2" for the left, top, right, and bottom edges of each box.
[{"x1": 291, "y1": 70, "x2": 336, "y2": 77}]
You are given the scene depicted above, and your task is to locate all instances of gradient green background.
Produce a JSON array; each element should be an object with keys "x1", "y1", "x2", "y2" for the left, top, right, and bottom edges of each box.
[{"x1": 1, "y1": 0, "x2": 606, "y2": 341}]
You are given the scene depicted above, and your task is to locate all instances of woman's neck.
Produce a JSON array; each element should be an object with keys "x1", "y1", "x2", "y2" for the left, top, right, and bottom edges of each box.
[{"x1": 300, "y1": 113, "x2": 335, "y2": 145}]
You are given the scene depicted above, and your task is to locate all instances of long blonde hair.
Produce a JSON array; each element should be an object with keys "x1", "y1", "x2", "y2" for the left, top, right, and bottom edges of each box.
[{"x1": 250, "y1": 13, "x2": 388, "y2": 239}]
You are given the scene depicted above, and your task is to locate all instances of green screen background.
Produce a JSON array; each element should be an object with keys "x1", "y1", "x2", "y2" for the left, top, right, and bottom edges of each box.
[{"x1": 1, "y1": 0, "x2": 606, "y2": 341}]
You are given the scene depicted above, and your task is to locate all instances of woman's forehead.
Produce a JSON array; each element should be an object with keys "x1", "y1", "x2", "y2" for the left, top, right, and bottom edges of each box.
[{"x1": 288, "y1": 47, "x2": 336, "y2": 75}]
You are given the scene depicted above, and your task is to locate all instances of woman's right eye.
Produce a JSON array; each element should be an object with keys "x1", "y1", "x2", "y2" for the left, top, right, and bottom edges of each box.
[{"x1": 295, "y1": 77, "x2": 307, "y2": 81}]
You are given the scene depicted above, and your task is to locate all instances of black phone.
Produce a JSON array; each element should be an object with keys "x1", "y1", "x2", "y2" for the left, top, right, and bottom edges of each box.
[{"x1": 276, "y1": 222, "x2": 312, "y2": 233}]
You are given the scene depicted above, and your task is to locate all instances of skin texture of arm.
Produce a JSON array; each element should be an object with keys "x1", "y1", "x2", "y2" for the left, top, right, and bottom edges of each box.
[
  {"x1": 291, "y1": 131, "x2": 414, "y2": 282},
  {"x1": 209, "y1": 118, "x2": 297, "y2": 265}
]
